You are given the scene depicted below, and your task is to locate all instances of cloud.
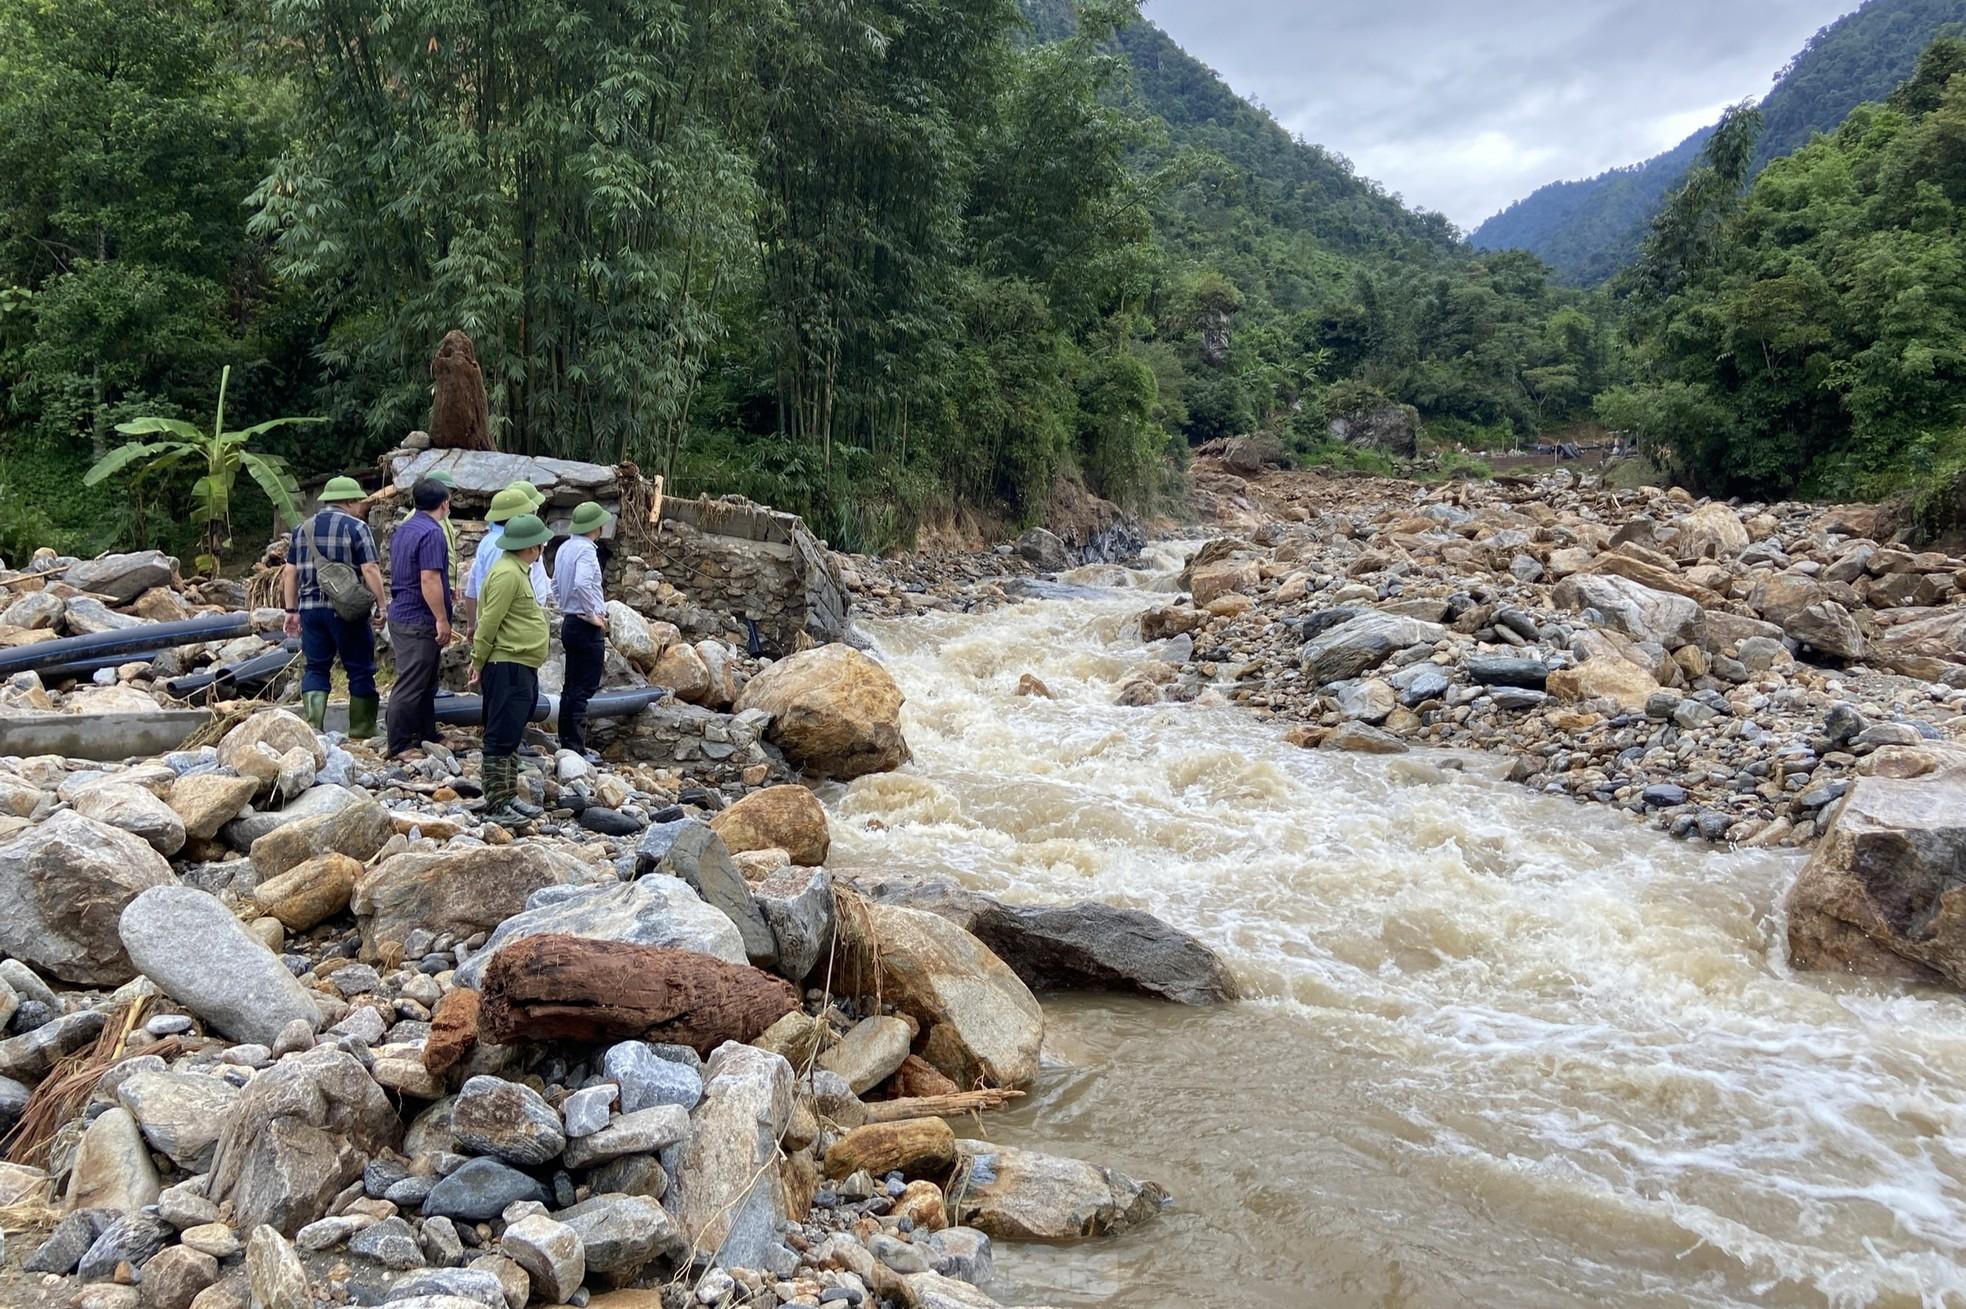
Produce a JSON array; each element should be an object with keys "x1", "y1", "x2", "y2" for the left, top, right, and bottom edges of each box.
[{"x1": 1140, "y1": 0, "x2": 1860, "y2": 229}]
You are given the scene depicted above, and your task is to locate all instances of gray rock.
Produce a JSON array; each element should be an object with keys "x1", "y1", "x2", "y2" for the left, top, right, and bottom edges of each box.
[
  {"x1": 1465, "y1": 656, "x2": 1548, "y2": 690},
  {"x1": 604, "y1": 1041, "x2": 704, "y2": 1113},
  {"x1": 815, "y1": 1016, "x2": 912, "y2": 1095},
  {"x1": 664, "y1": 1042, "x2": 793, "y2": 1269},
  {"x1": 500, "y1": 1214, "x2": 584, "y2": 1304},
  {"x1": 26, "y1": 1208, "x2": 115, "y2": 1274},
  {"x1": 65, "y1": 550, "x2": 176, "y2": 603},
  {"x1": 246, "y1": 1225, "x2": 310, "y2": 1309},
  {"x1": 1642, "y1": 784, "x2": 1689, "y2": 808},
  {"x1": 753, "y1": 865, "x2": 834, "y2": 982},
  {"x1": 555, "y1": 1192, "x2": 685, "y2": 1283},
  {"x1": 455, "y1": 876, "x2": 744, "y2": 988},
  {"x1": 420, "y1": 1215, "x2": 465, "y2": 1268},
  {"x1": 1386, "y1": 663, "x2": 1450, "y2": 706},
  {"x1": 0, "y1": 810, "x2": 176, "y2": 985},
  {"x1": 115, "y1": 1070, "x2": 241, "y2": 1172},
  {"x1": 1299, "y1": 612, "x2": 1447, "y2": 685},
  {"x1": 349, "y1": 1216, "x2": 425, "y2": 1270},
  {"x1": 1553, "y1": 573, "x2": 1705, "y2": 648},
  {"x1": 387, "y1": 1269, "x2": 509, "y2": 1308},
  {"x1": 119, "y1": 885, "x2": 320, "y2": 1047},
  {"x1": 1489, "y1": 688, "x2": 1547, "y2": 711},
  {"x1": 633, "y1": 820, "x2": 776, "y2": 967},
  {"x1": 452, "y1": 1076, "x2": 566, "y2": 1167},
  {"x1": 1330, "y1": 678, "x2": 1396, "y2": 724},
  {"x1": 207, "y1": 1046, "x2": 400, "y2": 1236},
  {"x1": 0, "y1": 1073, "x2": 28, "y2": 1132},
  {"x1": 0, "y1": 1008, "x2": 106, "y2": 1083},
  {"x1": 66, "y1": 1106, "x2": 160, "y2": 1213},
  {"x1": 133, "y1": 1242, "x2": 217, "y2": 1309},
  {"x1": 561, "y1": 1105, "x2": 689, "y2": 1170},
  {"x1": 584, "y1": 1154, "x2": 667, "y2": 1201},
  {"x1": 0, "y1": 958, "x2": 55, "y2": 1009},
  {"x1": 922, "y1": 1226, "x2": 993, "y2": 1284},
  {"x1": 59, "y1": 595, "x2": 145, "y2": 634},
  {"x1": 221, "y1": 783, "x2": 361, "y2": 849},
  {"x1": 76, "y1": 1212, "x2": 174, "y2": 1281},
  {"x1": 422, "y1": 1157, "x2": 552, "y2": 1223},
  {"x1": 69, "y1": 784, "x2": 186, "y2": 857},
  {"x1": 867, "y1": 1231, "x2": 928, "y2": 1274},
  {"x1": 949, "y1": 1140, "x2": 1166, "y2": 1241},
  {"x1": 1013, "y1": 528, "x2": 1069, "y2": 571},
  {"x1": 858, "y1": 876, "x2": 1240, "y2": 1005},
  {"x1": 561, "y1": 1085, "x2": 617, "y2": 1139}
]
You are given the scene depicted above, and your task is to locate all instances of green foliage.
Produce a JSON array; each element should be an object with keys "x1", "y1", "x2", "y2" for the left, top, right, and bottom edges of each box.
[
  {"x1": 1473, "y1": 0, "x2": 1966, "y2": 284},
  {"x1": 1615, "y1": 38, "x2": 1966, "y2": 506},
  {"x1": 84, "y1": 366, "x2": 314, "y2": 574}
]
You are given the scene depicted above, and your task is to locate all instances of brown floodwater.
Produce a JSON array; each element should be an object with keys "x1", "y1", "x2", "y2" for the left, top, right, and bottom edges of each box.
[{"x1": 821, "y1": 548, "x2": 1966, "y2": 1309}]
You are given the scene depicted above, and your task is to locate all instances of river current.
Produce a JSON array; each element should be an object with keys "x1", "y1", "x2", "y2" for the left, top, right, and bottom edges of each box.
[{"x1": 819, "y1": 546, "x2": 1966, "y2": 1309}]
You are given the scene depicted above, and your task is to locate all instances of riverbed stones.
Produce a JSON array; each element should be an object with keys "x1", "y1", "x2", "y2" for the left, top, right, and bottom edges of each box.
[
  {"x1": 839, "y1": 901, "x2": 1042, "y2": 1089},
  {"x1": 0, "y1": 809, "x2": 176, "y2": 984},
  {"x1": 70, "y1": 784, "x2": 187, "y2": 857},
  {"x1": 455, "y1": 876, "x2": 746, "y2": 988},
  {"x1": 733, "y1": 643, "x2": 910, "y2": 779},
  {"x1": 753, "y1": 864, "x2": 834, "y2": 981},
  {"x1": 120, "y1": 885, "x2": 320, "y2": 1046},
  {"x1": 604, "y1": 1041, "x2": 704, "y2": 1113},
  {"x1": 824, "y1": 1118, "x2": 956, "y2": 1180},
  {"x1": 67, "y1": 1106, "x2": 162, "y2": 1213},
  {"x1": 1299, "y1": 612, "x2": 1446, "y2": 685},
  {"x1": 422, "y1": 1157, "x2": 552, "y2": 1223},
  {"x1": 138, "y1": 1242, "x2": 218, "y2": 1309},
  {"x1": 450, "y1": 1076, "x2": 566, "y2": 1167},
  {"x1": 166, "y1": 774, "x2": 260, "y2": 843},
  {"x1": 1553, "y1": 573, "x2": 1704, "y2": 649},
  {"x1": 64, "y1": 550, "x2": 175, "y2": 603},
  {"x1": 1785, "y1": 745, "x2": 1966, "y2": 986},
  {"x1": 501, "y1": 1214, "x2": 584, "y2": 1303},
  {"x1": 709, "y1": 784, "x2": 830, "y2": 866},
  {"x1": 948, "y1": 1141, "x2": 1166, "y2": 1241},
  {"x1": 0, "y1": 1008, "x2": 106, "y2": 1083},
  {"x1": 251, "y1": 851, "x2": 361, "y2": 931},
  {"x1": 354, "y1": 843, "x2": 591, "y2": 958},
  {"x1": 207, "y1": 1046, "x2": 399, "y2": 1235},
  {"x1": 249, "y1": 792, "x2": 393, "y2": 883},
  {"x1": 632, "y1": 820, "x2": 775, "y2": 966},
  {"x1": 665, "y1": 1041, "x2": 793, "y2": 1269},
  {"x1": 1546, "y1": 656, "x2": 1659, "y2": 711},
  {"x1": 246, "y1": 1225, "x2": 310, "y2": 1309},
  {"x1": 554, "y1": 1193, "x2": 684, "y2": 1284},
  {"x1": 816, "y1": 1015, "x2": 912, "y2": 1094},
  {"x1": 561, "y1": 1105, "x2": 689, "y2": 1170},
  {"x1": 115, "y1": 1070, "x2": 241, "y2": 1172}
]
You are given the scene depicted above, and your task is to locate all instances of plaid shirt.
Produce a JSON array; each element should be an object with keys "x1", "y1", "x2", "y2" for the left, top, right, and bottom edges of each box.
[{"x1": 287, "y1": 509, "x2": 378, "y2": 613}]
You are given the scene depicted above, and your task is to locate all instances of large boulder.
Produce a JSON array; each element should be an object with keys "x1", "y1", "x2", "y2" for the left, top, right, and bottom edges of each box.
[
  {"x1": 949, "y1": 1141, "x2": 1166, "y2": 1241},
  {"x1": 220, "y1": 783, "x2": 361, "y2": 849},
  {"x1": 1785, "y1": 746, "x2": 1966, "y2": 987},
  {"x1": 65, "y1": 551, "x2": 177, "y2": 604},
  {"x1": 1188, "y1": 556, "x2": 1259, "y2": 608},
  {"x1": 734, "y1": 644, "x2": 909, "y2": 780},
  {"x1": 1546, "y1": 656, "x2": 1660, "y2": 712},
  {"x1": 167, "y1": 774, "x2": 260, "y2": 843},
  {"x1": 555, "y1": 1193, "x2": 686, "y2": 1285},
  {"x1": 206, "y1": 1046, "x2": 400, "y2": 1235},
  {"x1": 353, "y1": 844, "x2": 596, "y2": 958},
  {"x1": 119, "y1": 886, "x2": 322, "y2": 1047},
  {"x1": 455, "y1": 877, "x2": 746, "y2": 989},
  {"x1": 216, "y1": 710, "x2": 325, "y2": 777},
  {"x1": 115, "y1": 1070, "x2": 241, "y2": 1172},
  {"x1": 753, "y1": 865, "x2": 834, "y2": 983},
  {"x1": 606, "y1": 601, "x2": 661, "y2": 671},
  {"x1": 1873, "y1": 606, "x2": 1966, "y2": 680},
  {"x1": 839, "y1": 902, "x2": 1042, "y2": 1089},
  {"x1": 634, "y1": 820, "x2": 776, "y2": 967},
  {"x1": 249, "y1": 791, "x2": 393, "y2": 883},
  {"x1": 1552, "y1": 574, "x2": 1704, "y2": 649},
  {"x1": 1299, "y1": 613, "x2": 1446, "y2": 686},
  {"x1": 664, "y1": 1042, "x2": 792, "y2": 1270},
  {"x1": 1749, "y1": 574, "x2": 1868, "y2": 661},
  {"x1": 66, "y1": 1106, "x2": 161, "y2": 1214},
  {"x1": 1670, "y1": 503, "x2": 1749, "y2": 561},
  {"x1": 69, "y1": 784, "x2": 186, "y2": 857},
  {"x1": 859, "y1": 878, "x2": 1238, "y2": 1005},
  {"x1": 0, "y1": 810, "x2": 176, "y2": 984},
  {"x1": 709, "y1": 786, "x2": 830, "y2": 867}
]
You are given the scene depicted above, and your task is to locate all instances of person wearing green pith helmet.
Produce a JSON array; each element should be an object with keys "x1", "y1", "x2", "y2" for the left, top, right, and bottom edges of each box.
[
  {"x1": 464, "y1": 480, "x2": 554, "y2": 631},
  {"x1": 472, "y1": 512, "x2": 552, "y2": 823},
  {"x1": 551, "y1": 500, "x2": 611, "y2": 758},
  {"x1": 282, "y1": 475, "x2": 389, "y2": 736}
]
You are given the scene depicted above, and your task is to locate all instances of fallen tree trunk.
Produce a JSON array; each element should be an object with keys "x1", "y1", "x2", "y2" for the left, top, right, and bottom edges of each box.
[{"x1": 477, "y1": 934, "x2": 798, "y2": 1052}]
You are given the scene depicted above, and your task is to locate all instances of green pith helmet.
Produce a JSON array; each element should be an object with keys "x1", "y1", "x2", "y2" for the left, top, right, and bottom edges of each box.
[
  {"x1": 425, "y1": 470, "x2": 457, "y2": 488},
  {"x1": 486, "y1": 486, "x2": 531, "y2": 524},
  {"x1": 503, "y1": 479, "x2": 545, "y2": 509},
  {"x1": 319, "y1": 476, "x2": 365, "y2": 503},
  {"x1": 498, "y1": 513, "x2": 552, "y2": 550},
  {"x1": 569, "y1": 501, "x2": 609, "y2": 534}
]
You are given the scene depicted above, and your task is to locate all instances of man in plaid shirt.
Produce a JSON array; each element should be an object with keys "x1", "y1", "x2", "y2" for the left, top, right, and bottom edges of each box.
[{"x1": 281, "y1": 475, "x2": 389, "y2": 736}]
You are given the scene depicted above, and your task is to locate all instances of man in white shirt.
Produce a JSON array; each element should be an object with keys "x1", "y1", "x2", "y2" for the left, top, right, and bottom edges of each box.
[{"x1": 552, "y1": 500, "x2": 611, "y2": 757}]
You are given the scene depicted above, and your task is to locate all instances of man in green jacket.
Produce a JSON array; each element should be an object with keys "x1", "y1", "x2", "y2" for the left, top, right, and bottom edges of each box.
[{"x1": 470, "y1": 512, "x2": 552, "y2": 823}]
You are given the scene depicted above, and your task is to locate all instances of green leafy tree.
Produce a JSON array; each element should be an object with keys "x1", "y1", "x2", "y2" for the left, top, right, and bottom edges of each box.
[{"x1": 84, "y1": 366, "x2": 315, "y2": 574}]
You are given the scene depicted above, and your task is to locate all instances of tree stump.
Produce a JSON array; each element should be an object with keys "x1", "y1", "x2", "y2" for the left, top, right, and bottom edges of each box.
[
  {"x1": 429, "y1": 329, "x2": 494, "y2": 451},
  {"x1": 476, "y1": 934, "x2": 799, "y2": 1052}
]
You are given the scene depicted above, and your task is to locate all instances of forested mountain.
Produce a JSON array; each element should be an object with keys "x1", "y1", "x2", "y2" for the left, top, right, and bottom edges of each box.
[
  {"x1": 1472, "y1": 0, "x2": 1966, "y2": 284},
  {"x1": 1603, "y1": 38, "x2": 1966, "y2": 514},
  {"x1": 0, "y1": 0, "x2": 1605, "y2": 565}
]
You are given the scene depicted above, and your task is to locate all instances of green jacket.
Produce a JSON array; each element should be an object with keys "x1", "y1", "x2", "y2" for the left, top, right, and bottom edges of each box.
[{"x1": 472, "y1": 553, "x2": 549, "y2": 671}]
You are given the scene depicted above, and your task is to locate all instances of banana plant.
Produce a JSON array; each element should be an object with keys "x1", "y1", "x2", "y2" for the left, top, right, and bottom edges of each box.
[{"x1": 84, "y1": 366, "x2": 321, "y2": 575}]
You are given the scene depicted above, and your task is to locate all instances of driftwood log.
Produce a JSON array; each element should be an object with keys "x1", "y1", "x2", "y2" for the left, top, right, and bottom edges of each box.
[{"x1": 477, "y1": 934, "x2": 798, "y2": 1052}]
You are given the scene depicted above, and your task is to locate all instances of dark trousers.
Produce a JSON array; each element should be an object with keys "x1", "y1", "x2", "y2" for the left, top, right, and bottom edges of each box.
[
  {"x1": 299, "y1": 608, "x2": 376, "y2": 698},
  {"x1": 385, "y1": 620, "x2": 441, "y2": 756},
  {"x1": 481, "y1": 660, "x2": 540, "y2": 757},
  {"x1": 559, "y1": 619, "x2": 605, "y2": 753}
]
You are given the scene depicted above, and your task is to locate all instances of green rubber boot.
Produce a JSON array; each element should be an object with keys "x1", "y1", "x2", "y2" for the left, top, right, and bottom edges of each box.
[
  {"x1": 347, "y1": 695, "x2": 380, "y2": 740},
  {"x1": 481, "y1": 754, "x2": 515, "y2": 815},
  {"x1": 301, "y1": 691, "x2": 328, "y2": 731}
]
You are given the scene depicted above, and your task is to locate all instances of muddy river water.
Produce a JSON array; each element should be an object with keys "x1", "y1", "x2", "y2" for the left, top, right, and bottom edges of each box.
[{"x1": 821, "y1": 549, "x2": 1966, "y2": 1309}]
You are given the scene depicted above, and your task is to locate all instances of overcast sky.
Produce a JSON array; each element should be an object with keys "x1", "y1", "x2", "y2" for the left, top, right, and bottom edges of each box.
[{"x1": 1142, "y1": 0, "x2": 1862, "y2": 231}]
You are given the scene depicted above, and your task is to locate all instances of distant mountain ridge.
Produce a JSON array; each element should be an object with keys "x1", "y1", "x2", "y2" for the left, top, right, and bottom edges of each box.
[{"x1": 1471, "y1": 0, "x2": 1966, "y2": 284}]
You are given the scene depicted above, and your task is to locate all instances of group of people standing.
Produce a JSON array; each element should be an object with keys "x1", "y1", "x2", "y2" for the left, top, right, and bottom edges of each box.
[{"x1": 280, "y1": 473, "x2": 613, "y2": 823}]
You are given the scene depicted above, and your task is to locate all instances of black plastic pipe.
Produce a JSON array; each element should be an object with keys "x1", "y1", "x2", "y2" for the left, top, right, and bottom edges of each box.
[
  {"x1": 0, "y1": 612, "x2": 254, "y2": 679},
  {"x1": 424, "y1": 686, "x2": 666, "y2": 726},
  {"x1": 30, "y1": 650, "x2": 168, "y2": 683},
  {"x1": 163, "y1": 642, "x2": 302, "y2": 699}
]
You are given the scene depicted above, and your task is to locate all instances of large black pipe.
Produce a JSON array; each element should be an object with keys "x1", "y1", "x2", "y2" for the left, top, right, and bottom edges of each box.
[
  {"x1": 30, "y1": 650, "x2": 168, "y2": 683},
  {"x1": 163, "y1": 642, "x2": 302, "y2": 699},
  {"x1": 425, "y1": 686, "x2": 666, "y2": 726},
  {"x1": 0, "y1": 613, "x2": 254, "y2": 679}
]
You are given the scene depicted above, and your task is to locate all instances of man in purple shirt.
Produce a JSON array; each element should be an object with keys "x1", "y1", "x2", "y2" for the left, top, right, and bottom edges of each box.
[{"x1": 385, "y1": 477, "x2": 453, "y2": 758}]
